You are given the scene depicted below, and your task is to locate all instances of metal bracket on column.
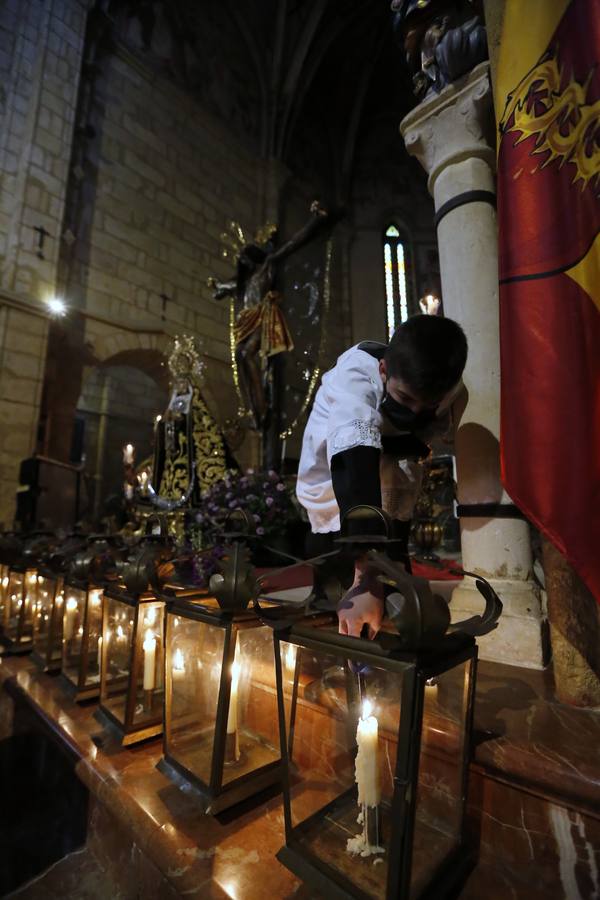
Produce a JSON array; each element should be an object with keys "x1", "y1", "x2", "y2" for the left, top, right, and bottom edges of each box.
[
  {"x1": 456, "y1": 503, "x2": 526, "y2": 520},
  {"x1": 434, "y1": 190, "x2": 496, "y2": 229}
]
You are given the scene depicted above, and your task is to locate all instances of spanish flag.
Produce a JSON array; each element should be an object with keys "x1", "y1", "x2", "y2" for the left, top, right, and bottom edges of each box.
[{"x1": 496, "y1": 0, "x2": 600, "y2": 601}]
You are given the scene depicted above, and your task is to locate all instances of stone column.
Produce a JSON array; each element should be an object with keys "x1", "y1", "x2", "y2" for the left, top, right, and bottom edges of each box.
[{"x1": 400, "y1": 62, "x2": 547, "y2": 669}]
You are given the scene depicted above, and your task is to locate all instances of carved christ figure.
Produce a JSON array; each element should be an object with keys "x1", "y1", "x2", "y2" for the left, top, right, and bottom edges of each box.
[{"x1": 208, "y1": 201, "x2": 330, "y2": 431}]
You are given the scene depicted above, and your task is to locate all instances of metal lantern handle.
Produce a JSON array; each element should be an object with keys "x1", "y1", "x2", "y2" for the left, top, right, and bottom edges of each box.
[{"x1": 446, "y1": 566, "x2": 504, "y2": 637}]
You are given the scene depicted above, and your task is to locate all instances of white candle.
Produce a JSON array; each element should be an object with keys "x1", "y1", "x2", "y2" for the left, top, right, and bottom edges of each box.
[
  {"x1": 425, "y1": 677, "x2": 438, "y2": 700},
  {"x1": 172, "y1": 648, "x2": 186, "y2": 681},
  {"x1": 227, "y1": 659, "x2": 241, "y2": 734},
  {"x1": 97, "y1": 636, "x2": 103, "y2": 671},
  {"x1": 143, "y1": 629, "x2": 156, "y2": 690},
  {"x1": 284, "y1": 643, "x2": 297, "y2": 684},
  {"x1": 64, "y1": 597, "x2": 78, "y2": 641},
  {"x1": 138, "y1": 471, "x2": 149, "y2": 495},
  {"x1": 355, "y1": 699, "x2": 380, "y2": 809}
]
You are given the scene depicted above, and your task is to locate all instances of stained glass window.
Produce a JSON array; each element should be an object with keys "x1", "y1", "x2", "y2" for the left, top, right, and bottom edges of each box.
[{"x1": 383, "y1": 224, "x2": 410, "y2": 340}]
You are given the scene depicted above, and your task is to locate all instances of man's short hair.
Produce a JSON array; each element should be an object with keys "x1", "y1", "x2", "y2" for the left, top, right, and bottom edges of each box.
[{"x1": 385, "y1": 315, "x2": 468, "y2": 403}]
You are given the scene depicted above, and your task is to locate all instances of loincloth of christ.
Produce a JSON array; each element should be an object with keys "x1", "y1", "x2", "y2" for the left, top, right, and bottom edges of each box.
[{"x1": 234, "y1": 290, "x2": 294, "y2": 357}]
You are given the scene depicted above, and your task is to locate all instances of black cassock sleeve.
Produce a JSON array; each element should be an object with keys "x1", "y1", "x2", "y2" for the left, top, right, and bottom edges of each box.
[{"x1": 330, "y1": 446, "x2": 381, "y2": 520}]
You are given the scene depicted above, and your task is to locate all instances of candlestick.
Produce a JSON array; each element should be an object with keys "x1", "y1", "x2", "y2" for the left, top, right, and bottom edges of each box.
[{"x1": 225, "y1": 658, "x2": 241, "y2": 763}]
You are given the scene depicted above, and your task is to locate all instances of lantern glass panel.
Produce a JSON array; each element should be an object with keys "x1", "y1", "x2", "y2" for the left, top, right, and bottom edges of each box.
[
  {"x1": 103, "y1": 594, "x2": 136, "y2": 724},
  {"x1": 5, "y1": 571, "x2": 25, "y2": 639},
  {"x1": 85, "y1": 588, "x2": 104, "y2": 686},
  {"x1": 281, "y1": 634, "x2": 402, "y2": 898},
  {"x1": 33, "y1": 575, "x2": 63, "y2": 664},
  {"x1": 134, "y1": 602, "x2": 165, "y2": 726},
  {"x1": 168, "y1": 615, "x2": 226, "y2": 785},
  {"x1": 221, "y1": 624, "x2": 280, "y2": 786},
  {"x1": 0, "y1": 565, "x2": 9, "y2": 626},
  {"x1": 410, "y1": 659, "x2": 473, "y2": 899},
  {"x1": 18, "y1": 569, "x2": 39, "y2": 642},
  {"x1": 62, "y1": 586, "x2": 87, "y2": 682}
]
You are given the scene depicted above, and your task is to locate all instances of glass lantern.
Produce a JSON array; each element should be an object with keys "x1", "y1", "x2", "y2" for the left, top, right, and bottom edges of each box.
[
  {"x1": 160, "y1": 593, "x2": 290, "y2": 814},
  {"x1": 274, "y1": 619, "x2": 478, "y2": 900},
  {"x1": 97, "y1": 586, "x2": 166, "y2": 745},
  {"x1": 31, "y1": 569, "x2": 65, "y2": 672},
  {"x1": 0, "y1": 563, "x2": 10, "y2": 638},
  {"x1": 1, "y1": 564, "x2": 39, "y2": 652},
  {"x1": 61, "y1": 579, "x2": 104, "y2": 700}
]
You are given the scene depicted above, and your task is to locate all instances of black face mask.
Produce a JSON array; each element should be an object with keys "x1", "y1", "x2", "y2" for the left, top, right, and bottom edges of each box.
[{"x1": 380, "y1": 385, "x2": 437, "y2": 431}]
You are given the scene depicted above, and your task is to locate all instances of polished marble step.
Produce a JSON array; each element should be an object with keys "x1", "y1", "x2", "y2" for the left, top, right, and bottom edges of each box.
[
  {"x1": 0, "y1": 651, "x2": 598, "y2": 899},
  {"x1": 6, "y1": 846, "x2": 121, "y2": 900}
]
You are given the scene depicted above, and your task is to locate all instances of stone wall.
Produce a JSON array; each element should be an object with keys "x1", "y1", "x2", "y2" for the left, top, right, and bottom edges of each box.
[
  {"x1": 0, "y1": 0, "x2": 87, "y2": 525},
  {"x1": 0, "y1": 0, "x2": 435, "y2": 524}
]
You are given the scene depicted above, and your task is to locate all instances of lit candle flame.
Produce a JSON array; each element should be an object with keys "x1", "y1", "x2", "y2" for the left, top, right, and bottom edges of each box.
[
  {"x1": 173, "y1": 648, "x2": 185, "y2": 671},
  {"x1": 117, "y1": 625, "x2": 124, "y2": 639},
  {"x1": 90, "y1": 590, "x2": 102, "y2": 607},
  {"x1": 361, "y1": 698, "x2": 373, "y2": 720},
  {"x1": 66, "y1": 597, "x2": 78, "y2": 612},
  {"x1": 146, "y1": 606, "x2": 157, "y2": 626}
]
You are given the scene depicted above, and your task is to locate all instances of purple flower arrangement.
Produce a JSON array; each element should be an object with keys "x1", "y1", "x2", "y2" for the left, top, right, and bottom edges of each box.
[{"x1": 190, "y1": 469, "x2": 296, "y2": 587}]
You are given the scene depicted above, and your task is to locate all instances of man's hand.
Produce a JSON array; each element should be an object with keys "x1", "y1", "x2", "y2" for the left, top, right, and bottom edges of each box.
[{"x1": 337, "y1": 567, "x2": 384, "y2": 639}]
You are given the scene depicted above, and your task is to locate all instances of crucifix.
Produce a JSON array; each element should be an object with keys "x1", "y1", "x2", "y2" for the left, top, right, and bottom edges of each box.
[
  {"x1": 208, "y1": 201, "x2": 335, "y2": 470},
  {"x1": 33, "y1": 225, "x2": 51, "y2": 260}
]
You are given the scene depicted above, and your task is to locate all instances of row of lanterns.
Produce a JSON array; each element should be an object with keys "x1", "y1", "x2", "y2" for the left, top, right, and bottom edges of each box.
[{"x1": 0, "y1": 512, "x2": 502, "y2": 899}]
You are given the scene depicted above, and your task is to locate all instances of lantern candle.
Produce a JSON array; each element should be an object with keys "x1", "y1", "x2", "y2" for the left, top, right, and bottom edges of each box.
[
  {"x1": 425, "y1": 676, "x2": 438, "y2": 699},
  {"x1": 97, "y1": 635, "x2": 103, "y2": 672},
  {"x1": 138, "y1": 471, "x2": 149, "y2": 496},
  {"x1": 225, "y1": 658, "x2": 241, "y2": 764},
  {"x1": 347, "y1": 698, "x2": 383, "y2": 857},
  {"x1": 64, "y1": 596, "x2": 78, "y2": 642},
  {"x1": 143, "y1": 628, "x2": 156, "y2": 710},
  {"x1": 284, "y1": 643, "x2": 297, "y2": 685},
  {"x1": 172, "y1": 647, "x2": 186, "y2": 681}
]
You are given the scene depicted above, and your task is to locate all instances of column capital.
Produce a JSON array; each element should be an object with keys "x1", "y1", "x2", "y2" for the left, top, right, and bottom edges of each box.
[{"x1": 400, "y1": 62, "x2": 495, "y2": 194}]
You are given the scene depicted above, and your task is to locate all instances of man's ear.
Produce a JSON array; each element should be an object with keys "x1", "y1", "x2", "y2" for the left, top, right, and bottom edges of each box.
[{"x1": 379, "y1": 359, "x2": 387, "y2": 382}]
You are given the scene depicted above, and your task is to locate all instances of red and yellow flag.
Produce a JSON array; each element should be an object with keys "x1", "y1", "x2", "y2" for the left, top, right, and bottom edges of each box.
[{"x1": 496, "y1": 0, "x2": 600, "y2": 600}]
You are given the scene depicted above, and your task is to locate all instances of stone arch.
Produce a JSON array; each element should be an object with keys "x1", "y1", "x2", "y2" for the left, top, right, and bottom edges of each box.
[{"x1": 91, "y1": 328, "x2": 171, "y2": 369}]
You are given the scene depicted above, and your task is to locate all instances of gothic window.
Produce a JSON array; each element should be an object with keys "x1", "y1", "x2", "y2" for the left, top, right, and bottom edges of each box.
[{"x1": 383, "y1": 224, "x2": 409, "y2": 340}]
